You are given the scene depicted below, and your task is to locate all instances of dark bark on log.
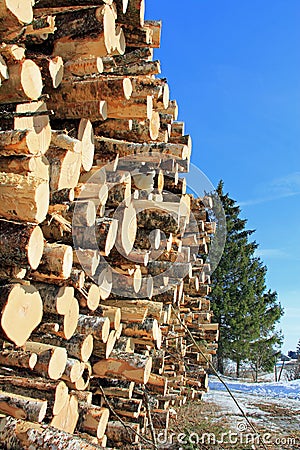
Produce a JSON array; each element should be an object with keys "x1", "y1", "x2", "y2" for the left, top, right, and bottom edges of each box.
[
  {"x1": 0, "y1": 416, "x2": 104, "y2": 449},
  {"x1": 0, "y1": 221, "x2": 44, "y2": 270},
  {"x1": 117, "y1": 0, "x2": 145, "y2": 27}
]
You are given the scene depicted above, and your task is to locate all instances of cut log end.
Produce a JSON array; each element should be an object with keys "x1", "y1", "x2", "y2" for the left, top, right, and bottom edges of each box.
[
  {"x1": 21, "y1": 60, "x2": 43, "y2": 101},
  {"x1": 78, "y1": 119, "x2": 95, "y2": 173},
  {"x1": 81, "y1": 334, "x2": 94, "y2": 362},
  {"x1": 114, "y1": 26, "x2": 126, "y2": 55},
  {"x1": 49, "y1": 56, "x2": 64, "y2": 88},
  {"x1": 6, "y1": 0, "x2": 34, "y2": 24},
  {"x1": 53, "y1": 381, "x2": 69, "y2": 416},
  {"x1": 0, "y1": 284, "x2": 43, "y2": 347},
  {"x1": 147, "y1": 95, "x2": 153, "y2": 120},
  {"x1": 62, "y1": 246, "x2": 74, "y2": 279},
  {"x1": 48, "y1": 347, "x2": 68, "y2": 380},
  {"x1": 149, "y1": 111, "x2": 160, "y2": 140},
  {"x1": 28, "y1": 225, "x2": 44, "y2": 270},
  {"x1": 29, "y1": 353, "x2": 38, "y2": 369},
  {"x1": 63, "y1": 297, "x2": 79, "y2": 340},
  {"x1": 86, "y1": 284, "x2": 101, "y2": 311},
  {"x1": 123, "y1": 77, "x2": 132, "y2": 100},
  {"x1": 118, "y1": 203, "x2": 137, "y2": 256}
]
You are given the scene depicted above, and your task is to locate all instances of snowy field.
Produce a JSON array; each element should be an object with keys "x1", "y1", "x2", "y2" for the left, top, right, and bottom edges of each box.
[
  {"x1": 209, "y1": 376, "x2": 300, "y2": 401},
  {"x1": 202, "y1": 375, "x2": 300, "y2": 447}
]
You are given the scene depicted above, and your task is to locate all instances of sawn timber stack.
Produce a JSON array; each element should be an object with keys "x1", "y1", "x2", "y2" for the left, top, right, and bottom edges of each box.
[{"x1": 0, "y1": 0, "x2": 219, "y2": 448}]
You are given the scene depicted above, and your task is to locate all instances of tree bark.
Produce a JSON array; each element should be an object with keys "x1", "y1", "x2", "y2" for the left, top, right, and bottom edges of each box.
[
  {"x1": 94, "y1": 114, "x2": 160, "y2": 143},
  {"x1": 0, "y1": 130, "x2": 48, "y2": 156},
  {"x1": 106, "y1": 95, "x2": 153, "y2": 120},
  {"x1": 0, "y1": 375, "x2": 68, "y2": 417},
  {"x1": 93, "y1": 350, "x2": 152, "y2": 384},
  {"x1": 0, "y1": 0, "x2": 33, "y2": 32},
  {"x1": 73, "y1": 248, "x2": 100, "y2": 277},
  {"x1": 52, "y1": 5, "x2": 117, "y2": 59},
  {"x1": 46, "y1": 146, "x2": 82, "y2": 192},
  {"x1": 122, "y1": 318, "x2": 158, "y2": 341},
  {"x1": 0, "y1": 348, "x2": 37, "y2": 370},
  {"x1": 33, "y1": 283, "x2": 74, "y2": 316},
  {"x1": 134, "y1": 203, "x2": 180, "y2": 236},
  {"x1": 0, "y1": 415, "x2": 104, "y2": 449},
  {"x1": 117, "y1": 0, "x2": 145, "y2": 26},
  {"x1": 0, "y1": 221, "x2": 44, "y2": 270},
  {"x1": 122, "y1": 23, "x2": 152, "y2": 47},
  {"x1": 47, "y1": 99, "x2": 108, "y2": 121},
  {"x1": 0, "y1": 172, "x2": 49, "y2": 223},
  {"x1": 103, "y1": 58, "x2": 160, "y2": 76},
  {"x1": 50, "y1": 394, "x2": 79, "y2": 433},
  {"x1": 41, "y1": 296, "x2": 79, "y2": 340},
  {"x1": 25, "y1": 342, "x2": 67, "y2": 381},
  {"x1": 92, "y1": 329, "x2": 116, "y2": 359},
  {"x1": 75, "y1": 283, "x2": 100, "y2": 312},
  {"x1": 14, "y1": 101, "x2": 52, "y2": 155},
  {"x1": 0, "y1": 155, "x2": 49, "y2": 181},
  {"x1": 97, "y1": 304, "x2": 121, "y2": 330},
  {"x1": 74, "y1": 217, "x2": 118, "y2": 256},
  {"x1": 65, "y1": 361, "x2": 91, "y2": 391},
  {"x1": 171, "y1": 121, "x2": 185, "y2": 137},
  {"x1": 50, "y1": 130, "x2": 82, "y2": 154},
  {"x1": 0, "y1": 390, "x2": 47, "y2": 423},
  {"x1": 106, "y1": 420, "x2": 140, "y2": 444},
  {"x1": 61, "y1": 358, "x2": 83, "y2": 384},
  {"x1": 143, "y1": 20, "x2": 162, "y2": 48},
  {"x1": 76, "y1": 315, "x2": 110, "y2": 343},
  {"x1": 29, "y1": 55, "x2": 64, "y2": 89},
  {"x1": 102, "y1": 298, "x2": 163, "y2": 321},
  {"x1": 131, "y1": 76, "x2": 169, "y2": 108},
  {"x1": 64, "y1": 56, "x2": 104, "y2": 77},
  {"x1": 93, "y1": 136, "x2": 188, "y2": 160},
  {"x1": 113, "y1": 303, "x2": 148, "y2": 324},
  {"x1": 29, "y1": 333, "x2": 93, "y2": 363},
  {"x1": 101, "y1": 396, "x2": 142, "y2": 419},
  {"x1": 49, "y1": 76, "x2": 132, "y2": 103},
  {"x1": 78, "y1": 404, "x2": 109, "y2": 439},
  {"x1": 35, "y1": 243, "x2": 73, "y2": 279},
  {"x1": 93, "y1": 378, "x2": 134, "y2": 399},
  {"x1": 0, "y1": 265, "x2": 26, "y2": 280},
  {"x1": 0, "y1": 60, "x2": 42, "y2": 103},
  {"x1": 113, "y1": 336, "x2": 134, "y2": 353}
]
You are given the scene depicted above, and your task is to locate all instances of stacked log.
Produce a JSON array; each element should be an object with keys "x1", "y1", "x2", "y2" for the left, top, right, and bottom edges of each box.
[{"x1": 0, "y1": 1, "x2": 219, "y2": 448}]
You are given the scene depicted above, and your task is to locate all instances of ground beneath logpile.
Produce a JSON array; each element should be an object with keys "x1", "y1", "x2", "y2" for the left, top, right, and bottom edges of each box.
[{"x1": 163, "y1": 376, "x2": 300, "y2": 450}]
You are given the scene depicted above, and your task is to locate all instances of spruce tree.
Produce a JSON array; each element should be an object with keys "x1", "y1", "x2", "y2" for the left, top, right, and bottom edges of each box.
[
  {"x1": 209, "y1": 181, "x2": 284, "y2": 377},
  {"x1": 248, "y1": 290, "x2": 283, "y2": 381}
]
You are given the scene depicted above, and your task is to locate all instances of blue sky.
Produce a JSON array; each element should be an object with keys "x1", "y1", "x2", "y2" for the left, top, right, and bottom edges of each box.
[{"x1": 146, "y1": 0, "x2": 300, "y2": 353}]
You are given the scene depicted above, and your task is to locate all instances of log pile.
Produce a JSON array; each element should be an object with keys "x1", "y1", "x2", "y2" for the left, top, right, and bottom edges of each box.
[{"x1": 0, "y1": 0, "x2": 219, "y2": 448}]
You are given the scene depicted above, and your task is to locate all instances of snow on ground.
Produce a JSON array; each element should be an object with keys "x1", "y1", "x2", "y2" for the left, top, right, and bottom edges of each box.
[
  {"x1": 208, "y1": 376, "x2": 300, "y2": 401},
  {"x1": 203, "y1": 375, "x2": 300, "y2": 440}
]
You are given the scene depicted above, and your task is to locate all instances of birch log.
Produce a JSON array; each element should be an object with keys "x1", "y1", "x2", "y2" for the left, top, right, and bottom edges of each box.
[
  {"x1": 0, "y1": 60, "x2": 43, "y2": 103},
  {"x1": 0, "y1": 221, "x2": 44, "y2": 270},
  {"x1": 0, "y1": 416, "x2": 104, "y2": 449},
  {"x1": 0, "y1": 172, "x2": 49, "y2": 223},
  {"x1": 93, "y1": 350, "x2": 152, "y2": 384}
]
